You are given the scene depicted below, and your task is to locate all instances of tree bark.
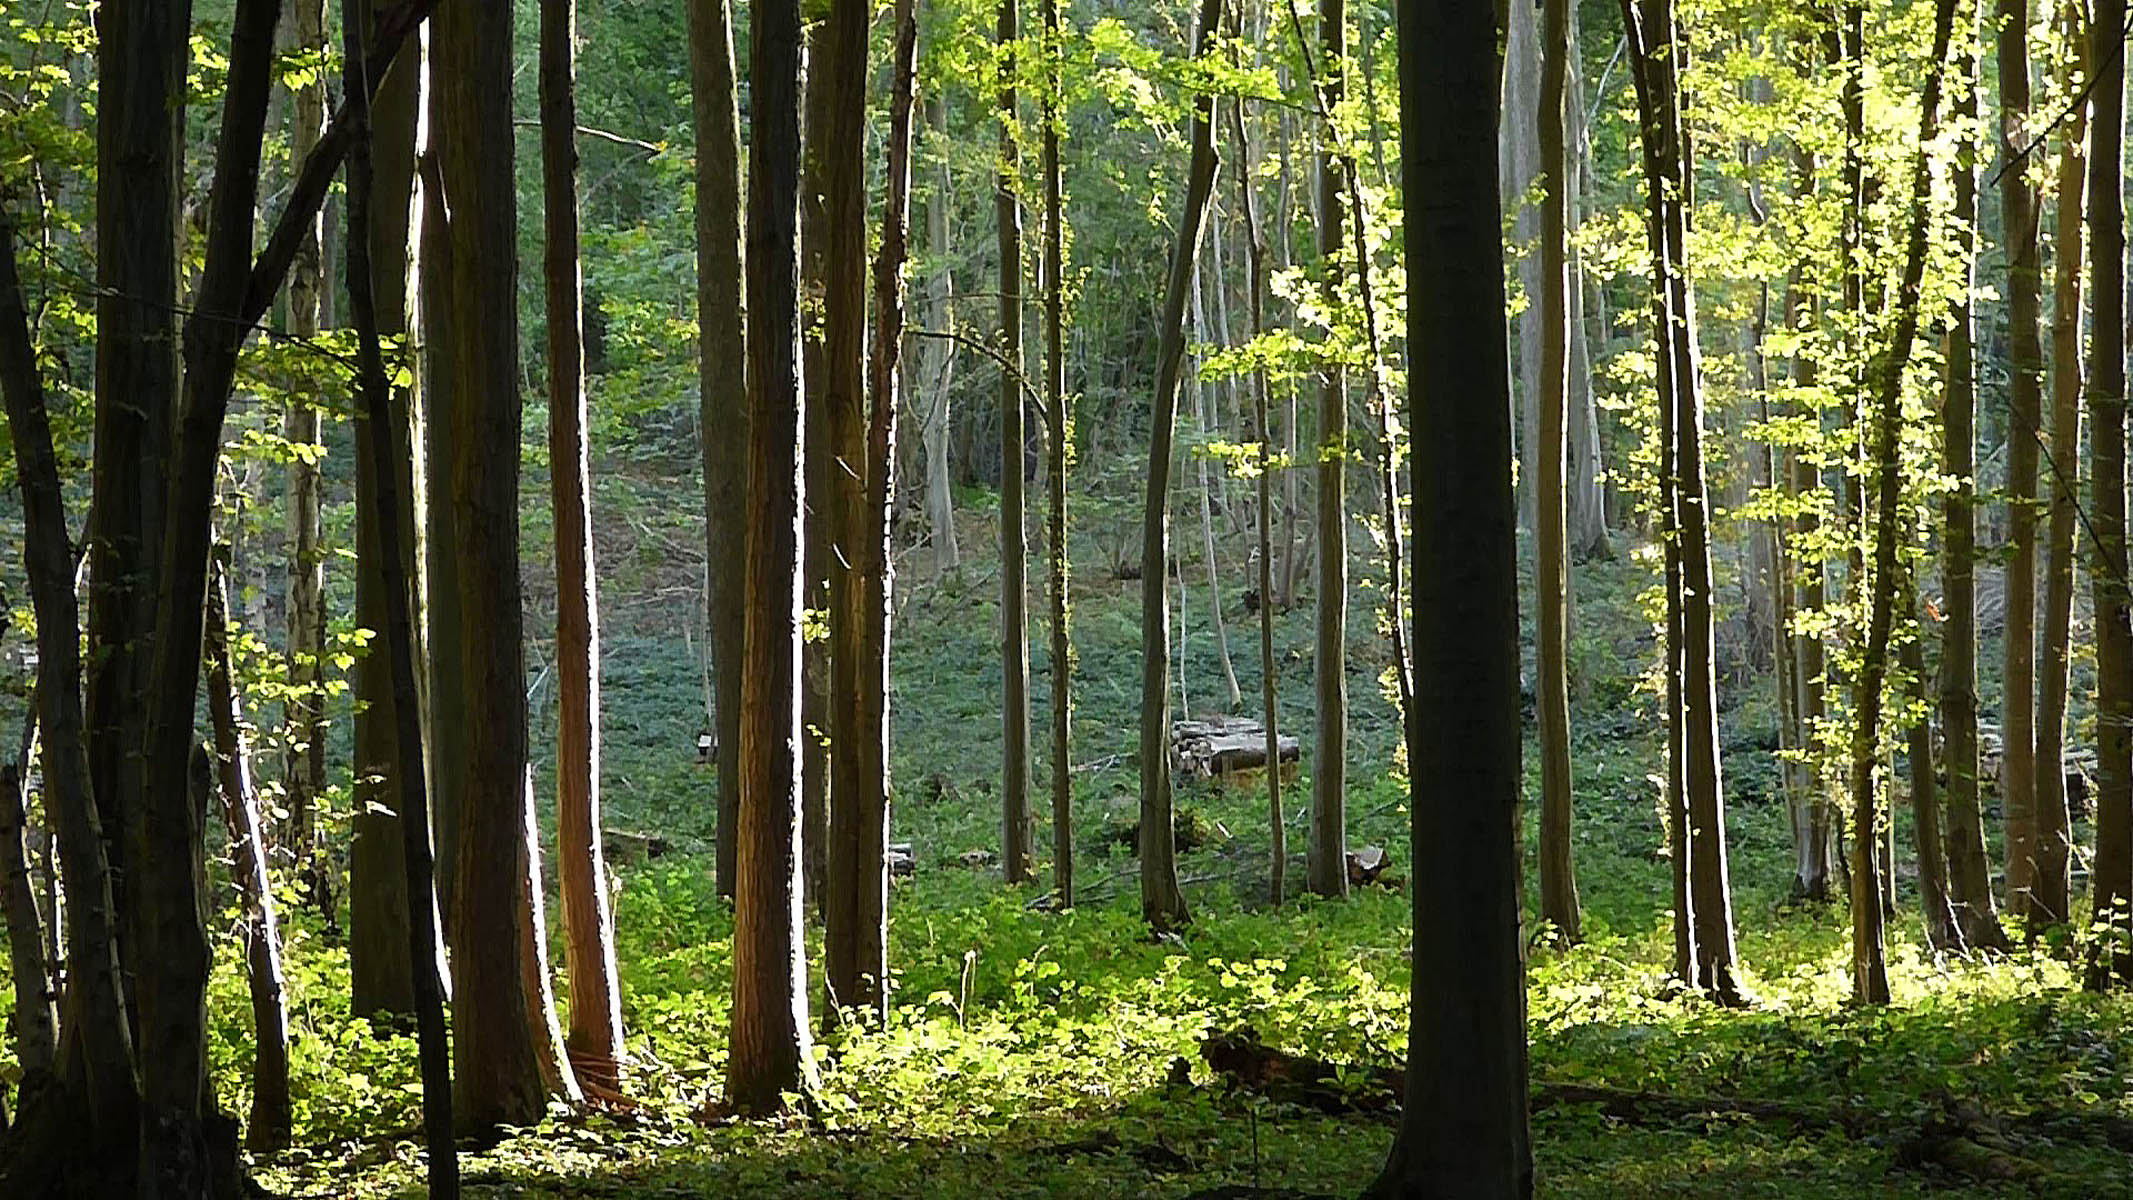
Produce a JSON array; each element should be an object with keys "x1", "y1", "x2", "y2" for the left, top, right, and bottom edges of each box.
[
  {"x1": 1942, "y1": 23, "x2": 2011, "y2": 952},
  {"x1": 1191, "y1": 266, "x2": 1242, "y2": 713},
  {"x1": 1306, "y1": 0, "x2": 1349, "y2": 900},
  {"x1": 1536, "y1": 0, "x2": 1579, "y2": 944},
  {"x1": 435, "y1": 0, "x2": 579, "y2": 1131},
  {"x1": 2084, "y1": 0, "x2": 2132, "y2": 992},
  {"x1": 1364, "y1": 1, "x2": 1532, "y2": 1191},
  {"x1": 727, "y1": 0, "x2": 821, "y2": 1112},
  {"x1": 1041, "y1": 0, "x2": 1074, "y2": 908},
  {"x1": 1997, "y1": 0, "x2": 2048, "y2": 931},
  {"x1": 1903, "y1": 578, "x2": 1962, "y2": 953},
  {"x1": 1137, "y1": 0, "x2": 1224, "y2": 934},
  {"x1": 0, "y1": 763, "x2": 53, "y2": 1079},
  {"x1": 541, "y1": 0, "x2": 626, "y2": 1091},
  {"x1": 202, "y1": 554, "x2": 292, "y2": 1149},
  {"x1": 999, "y1": 0, "x2": 1036, "y2": 885},
  {"x1": 691, "y1": 0, "x2": 748, "y2": 904},
  {"x1": 2035, "y1": 0, "x2": 2088, "y2": 936},
  {"x1": 922, "y1": 84, "x2": 961, "y2": 572},
  {"x1": 1846, "y1": 0, "x2": 1959, "y2": 1005}
]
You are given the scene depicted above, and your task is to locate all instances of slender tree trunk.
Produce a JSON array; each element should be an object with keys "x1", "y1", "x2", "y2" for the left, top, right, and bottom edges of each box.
[
  {"x1": 924, "y1": 88, "x2": 961, "y2": 571},
  {"x1": 0, "y1": 763, "x2": 54, "y2": 1079},
  {"x1": 1848, "y1": 0, "x2": 1959, "y2": 1004},
  {"x1": 541, "y1": 0, "x2": 625, "y2": 1091},
  {"x1": 1307, "y1": 0, "x2": 1349, "y2": 899},
  {"x1": 1785, "y1": 143, "x2": 1837, "y2": 901},
  {"x1": 691, "y1": 0, "x2": 748, "y2": 904},
  {"x1": 351, "y1": 7, "x2": 424, "y2": 1020},
  {"x1": 2036, "y1": 0, "x2": 2089, "y2": 933},
  {"x1": 436, "y1": 0, "x2": 579, "y2": 1130},
  {"x1": 1230, "y1": 91, "x2": 1285, "y2": 907},
  {"x1": 1192, "y1": 266, "x2": 1243, "y2": 712},
  {"x1": 1137, "y1": 0, "x2": 1224, "y2": 934},
  {"x1": 1536, "y1": 0, "x2": 1580, "y2": 943},
  {"x1": 203, "y1": 554, "x2": 292, "y2": 1149},
  {"x1": 999, "y1": 0, "x2": 1036, "y2": 884},
  {"x1": 727, "y1": 0, "x2": 821, "y2": 1112},
  {"x1": 1502, "y1": 0, "x2": 1541, "y2": 532},
  {"x1": 1997, "y1": 0, "x2": 2048, "y2": 929},
  {"x1": 283, "y1": 0, "x2": 330, "y2": 926},
  {"x1": 346, "y1": 75, "x2": 458, "y2": 1185},
  {"x1": 2084, "y1": 0, "x2": 2132, "y2": 991},
  {"x1": 1903, "y1": 577, "x2": 1962, "y2": 953},
  {"x1": 1042, "y1": 0, "x2": 1075, "y2": 907},
  {"x1": 1365, "y1": 0, "x2": 1532, "y2": 1190},
  {"x1": 1942, "y1": 26, "x2": 2011, "y2": 951}
]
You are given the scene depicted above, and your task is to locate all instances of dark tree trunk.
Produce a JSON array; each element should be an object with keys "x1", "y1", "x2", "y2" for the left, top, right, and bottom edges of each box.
[
  {"x1": 1536, "y1": 0, "x2": 1580, "y2": 943},
  {"x1": 1365, "y1": 0, "x2": 1532, "y2": 1191},
  {"x1": 1306, "y1": 0, "x2": 1349, "y2": 900},
  {"x1": 999, "y1": 0, "x2": 1036, "y2": 884},
  {"x1": 1042, "y1": 0, "x2": 1074, "y2": 909}
]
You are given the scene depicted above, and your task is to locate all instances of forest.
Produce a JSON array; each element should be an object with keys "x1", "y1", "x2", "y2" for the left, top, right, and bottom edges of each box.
[{"x1": 0, "y1": 0, "x2": 2129, "y2": 1194}]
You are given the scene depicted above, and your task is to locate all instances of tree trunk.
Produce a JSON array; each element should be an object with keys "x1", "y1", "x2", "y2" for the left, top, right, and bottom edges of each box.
[
  {"x1": 2035, "y1": 0, "x2": 2088, "y2": 935},
  {"x1": 1997, "y1": 0, "x2": 2048, "y2": 931},
  {"x1": 350, "y1": 10, "x2": 424, "y2": 1020},
  {"x1": 0, "y1": 763, "x2": 53, "y2": 1078},
  {"x1": 541, "y1": 0, "x2": 626, "y2": 1092},
  {"x1": 691, "y1": 0, "x2": 747, "y2": 904},
  {"x1": 203, "y1": 555, "x2": 292, "y2": 1149},
  {"x1": 1623, "y1": 0, "x2": 1742, "y2": 1003},
  {"x1": 923, "y1": 87, "x2": 961, "y2": 572},
  {"x1": 1364, "y1": 0, "x2": 1532, "y2": 1190},
  {"x1": 1042, "y1": 0, "x2": 1075, "y2": 908},
  {"x1": 1942, "y1": 24, "x2": 2011, "y2": 952},
  {"x1": 1137, "y1": 0, "x2": 1223, "y2": 934},
  {"x1": 1307, "y1": 0, "x2": 1349, "y2": 900},
  {"x1": 727, "y1": 0, "x2": 821, "y2": 1113},
  {"x1": 1535, "y1": 0, "x2": 1579, "y2": 944},
  {"x1": 1229, "y1": 90, "x2": 1285, "y2": 908},
  {"x1": 1191, "y1": 266, "x2": 1242, "y2": 712},
  {"x1": 1903, "y1": 578, "x2": 1962, "y2": 953},
  {"x1": 1502, "y1": 0, "x2": 1541, "y2": 533},
  {"x1": 1784, "y1": 142, "x2": 1837, "y2": 902},
  {"x1": 436, "y1": 0, "x2": 579, "y2": 1131},
  {"x1": 282, "y1": 0, "x2": 330, "y2": 928},
  {"x1": 2084, "y1": 0, "x2": 2132, "y2": 991},
  {"x1": 346, "y1": 72, "x2": 459, "y2": 1185},
  {"x1": 998, "y1": 0, "x2": 1036, "y2": 885},
  {"x1": 1846, "y1": 0, "x2": 1959, "y2": 1005}
]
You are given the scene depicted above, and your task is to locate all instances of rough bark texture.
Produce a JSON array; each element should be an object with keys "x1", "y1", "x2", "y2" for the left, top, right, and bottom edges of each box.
[
  {"x1": 998, "y1": 0, "x2": 1036, "y2": 884},
  {"x1": 2085, "y1": 0, "x2": 2133, "y2": 991},
  {"x1": 727, "y1": 0, "x2": 821, "y2": 1113},
  {"x1": 2035, "y1": 0, "x2": 2088, "y2": 937},
  {"x1": 1847, "y1": 0, "x2": 1959, "y2": 1004},
  {"x1": 541, "y1": 0, "x2": 626, "y2": 1088},
  {"x1": 1536, "y1": 0, "x2": 1580, "y2": 943},
  {"x1": 203, "y1": 556, "x2": 292, "y2": 1149},
  {"x1": 690, "y1": 0, "x2": 747, "y2": 903},
  {"x1": 1042, "y1": 0, "x2": 1074, "y2": 908},
  {"x1": 1364, "y1": 0, "x2": 1533, "y2": 1190},
  {"x1": 1941, "y1": 29, "x2": 2010, "y2": 952},
  {"x1": 1136, "y1": 0, "x2": 1223, "y2": 934},
  {"x1": 1997, "y1": 0, "x2": 2047, "y2": 930},
  {"x1": 1306, "y1": 0, "x2": 1349, "y2": 900},
  {"x1": 436, "y1": 0, "x2": 577, "y2": 1132}
]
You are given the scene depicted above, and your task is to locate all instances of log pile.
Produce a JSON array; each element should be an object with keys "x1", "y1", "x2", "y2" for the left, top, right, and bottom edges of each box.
[{"x1": 1171, "y1": 717, "x2": 1299, "y2": 782}]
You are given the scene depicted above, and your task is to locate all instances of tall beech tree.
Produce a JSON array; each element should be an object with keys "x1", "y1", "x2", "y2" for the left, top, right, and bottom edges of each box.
[
  {"x1": 1536, "y1": 0, "x2": 1580, "y2": 943},
  {"x1": 1365, "y1": 0, "x2": 1531, "y2": 1191},
  {"x1": 1621, "y1": 0, "x2": 1743, "y2": 1003},
  {"x1": 2085, "y1": 0, "x2": 2132, "y2": 992},
  {"x1": 691, "y1": 0, "x2": 747, "y2": 903},
  {"x1": 726, "y1": 0, "x2": 821, "y2": 1112},
  {"x1": 998, "y1": 0, "x2": 1036, "y2": 885},
  {"x1": 542, "y1": 0, "x2": 626, "y2": 1090},
  {"x1": 1306, "y1": 0, "x2": 1349, "y2": 899},
  {"x1": 1136, "y1": 0, "x2": 1223, "y2": 934}
]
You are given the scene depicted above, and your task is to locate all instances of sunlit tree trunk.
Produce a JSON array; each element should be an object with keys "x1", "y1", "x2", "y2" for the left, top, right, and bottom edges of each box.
[
  {"x1": 727, "y1": 0, "x2": 821, "y2": 1112},
  {"x1": 1042, "y1": 0, "x2": 1075, "y2": 907},
  {"x1": 1137, "y1": 0, "x2": 1223, "y2": 934},
  {"x1": 1365, "y1": 0, "x2": 1532, "y2": 1191},
  {"x1": 1306, "y1": 0, "x2": 1349, "y2": 900},
  {"x1": 923, "y1": 85, "x2": 960, "y2": 571}
]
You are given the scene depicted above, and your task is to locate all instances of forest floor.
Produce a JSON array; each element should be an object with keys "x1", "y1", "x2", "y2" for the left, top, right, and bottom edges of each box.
[{"x1": 186, "y1": 478, "x2": 2133, "y2": 1197}]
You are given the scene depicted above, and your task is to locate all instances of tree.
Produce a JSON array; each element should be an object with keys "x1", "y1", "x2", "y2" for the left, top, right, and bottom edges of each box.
[
  {"x1": 1535, "y1": 0, "x2": 1580, "y2": 943},
  {"x1": 435, "y1": 0, "x2": 581, "y2": 1131},
  {"x1": 2085, "y1": 0, "x2": 2132, "y2": 992},
  {"x1": 1940, "y1": 13, "x2": 2011, "y2": 952},
  {"x1": 1041, "y1": 0, "x2": 1075, "y2": 909},
  {"x1": 998, "y1": 0, "x2": 1036, "y2": 885},
  {"x1": 1305, "y1": 0, "x2": 1349, "y2": 900},
  {"x1": 1136, "y1": 0, "x2": 1223, "y2": 934},
  {"x1": 690, "y1": 0, "x2": 747, "y2": 904},
  {"x1": 542, "y1": 0, "x2": 626, "y2": 1091},
  {"x1": 1997, "y1": 0, "x2": 2050, "y2": 931},
  {"x1": 1621, "y1": 0, "x2": 1743, "y2": 1003},
  {"x1": 726, "y1": 0, "x2": 821, "y2": 1113},
  {"x1": 1365, "y1": 0, "x2": 1531, "y2": 1190}
]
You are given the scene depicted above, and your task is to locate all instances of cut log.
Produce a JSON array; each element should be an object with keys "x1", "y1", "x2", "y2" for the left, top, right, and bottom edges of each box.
[{"x1": 1171, "y1": 716, "x2": 1299, "y2": 782}]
